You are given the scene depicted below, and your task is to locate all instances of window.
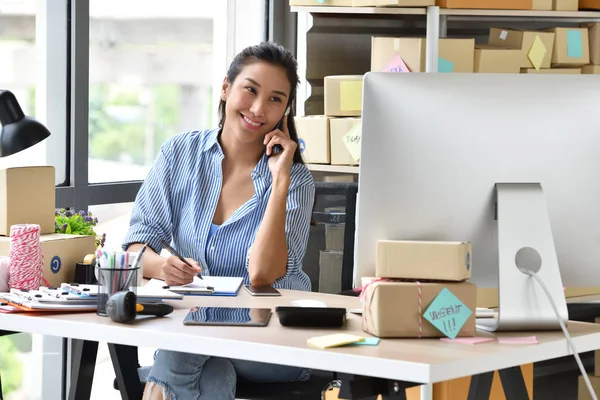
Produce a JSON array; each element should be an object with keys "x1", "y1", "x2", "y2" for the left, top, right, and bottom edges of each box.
[
  {"x1": 88, "y1": 0, "x2": 266, "y2": 184},
  {"x1": 0, "y1": 0, "x2": 68, "y2": 185}
]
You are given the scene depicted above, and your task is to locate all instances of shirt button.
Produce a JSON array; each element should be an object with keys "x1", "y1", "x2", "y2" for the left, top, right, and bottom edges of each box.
[{"x1": 211, "y1": 246, "x2": 215, "y2": 252}]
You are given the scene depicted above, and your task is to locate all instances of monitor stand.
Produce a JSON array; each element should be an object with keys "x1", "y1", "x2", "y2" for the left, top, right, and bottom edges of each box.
[{"x1": 477, "y1": 183, "x2": 568, "y2": 332}]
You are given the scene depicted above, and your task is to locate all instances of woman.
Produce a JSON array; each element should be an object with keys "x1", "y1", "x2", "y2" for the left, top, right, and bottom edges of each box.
[{"x1": 122, "y1": 41, "x2": 315, "y2": 399}]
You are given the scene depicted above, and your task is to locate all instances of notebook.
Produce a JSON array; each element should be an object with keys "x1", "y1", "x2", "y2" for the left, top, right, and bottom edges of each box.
[{"x1": 146, "y1": 276, "x2": 243, "y2": 297}]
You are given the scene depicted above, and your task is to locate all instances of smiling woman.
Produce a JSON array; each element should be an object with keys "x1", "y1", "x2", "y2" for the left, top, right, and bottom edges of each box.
[{"x1": 122, "y1": 42, "x2": 316, "y2": 400}]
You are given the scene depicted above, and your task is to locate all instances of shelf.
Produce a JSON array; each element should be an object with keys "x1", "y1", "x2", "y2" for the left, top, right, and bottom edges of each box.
[
  {"x1": 306, "y1": 164, "x2": 360, "y2": 174},
  {"x1": 291, "y1": 5, "x2": 600, "y2": 19},
  {"x1": 440, "y1": 8, "x2": 600, "y2": 18},
  {"x1": 290, "y1": 6, "x2": 426, "y2": 15}
]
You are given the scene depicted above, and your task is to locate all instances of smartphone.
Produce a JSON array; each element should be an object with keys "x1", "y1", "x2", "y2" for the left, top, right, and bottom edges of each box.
[{"x1": 244, "y1": 285, "x2": 281, "y2": 297}]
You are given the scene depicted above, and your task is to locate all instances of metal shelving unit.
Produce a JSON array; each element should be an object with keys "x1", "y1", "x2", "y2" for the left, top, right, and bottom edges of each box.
[{"x1": 292, "y1": 5, "x2": 600, "y2": 174}]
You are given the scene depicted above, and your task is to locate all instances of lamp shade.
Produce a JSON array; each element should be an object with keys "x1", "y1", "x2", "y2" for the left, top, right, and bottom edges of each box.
[{"x1": 0, "y1": 90, "x2": 51, "y2": 157}]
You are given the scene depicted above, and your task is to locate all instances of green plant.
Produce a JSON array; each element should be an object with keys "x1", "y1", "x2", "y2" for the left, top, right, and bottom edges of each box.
[
  {"x1": 0, "y1": 336, "x2": 23, "y2": 395},
  {"x1": 54, "y1": 209, "x2": 106, "y2": 248}
]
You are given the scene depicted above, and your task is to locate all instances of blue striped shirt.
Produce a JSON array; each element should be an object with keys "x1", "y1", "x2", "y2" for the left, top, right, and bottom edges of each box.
[{"x1": 122, "y1": 128, "x2": 314, "y2": 291}]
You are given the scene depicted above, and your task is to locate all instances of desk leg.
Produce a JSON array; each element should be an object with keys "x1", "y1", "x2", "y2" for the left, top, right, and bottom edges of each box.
[
  {"x1": 467, "y1": 372, "x2": 494, "y2": 400},
  {"x1": 467, "y1": 367, "x2": 530, "y2": 400},
  {"x1": 108, "y1": 343, "x2": 144, "y2": 400},
  {"x1": 338, "y1": 374, "x2": 418, "y2": 399},
  {"x1": 420, "y1": 383, "x2": 432, "y2": 400},
  {"x1": 498, "y1": 366, "x2": 530, "y2": 400},
  {"x1": 67, "y1": 339, "x2": 98, "y2": 400}
]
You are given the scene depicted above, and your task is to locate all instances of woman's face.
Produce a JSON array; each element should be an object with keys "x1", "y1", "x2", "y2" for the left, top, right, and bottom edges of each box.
[{"x1": 221, "y1": 61, "x2": 291, "y2": 145}]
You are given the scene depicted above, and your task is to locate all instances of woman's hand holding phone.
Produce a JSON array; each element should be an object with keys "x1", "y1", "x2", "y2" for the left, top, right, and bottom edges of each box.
[
  {"x1": 161, "y1": 256, "x2": 202, "y2": 286},
  {"x1": 265, "y1": 107, "x2": 295, "y2": 180}
]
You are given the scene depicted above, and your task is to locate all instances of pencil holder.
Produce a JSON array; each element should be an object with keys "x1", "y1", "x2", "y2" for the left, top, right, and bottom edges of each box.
[{"x1": 95, "y1": 265, "x2": 139, "y2": 317}]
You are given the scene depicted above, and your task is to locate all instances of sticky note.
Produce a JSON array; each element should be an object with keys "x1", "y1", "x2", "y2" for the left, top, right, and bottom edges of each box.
[
  {"x1": 499, "y1": 30, "x2": 508, "y2": 40},
  {"x1": 307, "y1": 333, "x2": 365, "y2": 349},
  {"x1": 567, "y1": 30, "x2": 583, "y2": 58},
  {"x1": 339, "y1": 81, "x2": 362, "y2": 112},
  {"x1": 497, "y1": 336, "x2": 538, "y2": 344},
  {"x1": 527, "y1": 35, "x2": 546, "y2": 71},
  {"x1": 383, "y1": 54, "x2": 410, "y2": 73},
  {"x1": 346, "y1": 337, "x2": 380, "y2": 346},
  {"x1": 438, "y1": 57, "x2": 454, "y2": 73},
  {"x1": 342, "y1": 123, "x2": 361, "y2": 163},
  {"x1": 441, "y1": 337, "x2": 494, "y2": 345},
  {"x1": 423, "y1": 288, "x2": 473, "y2": 339}
]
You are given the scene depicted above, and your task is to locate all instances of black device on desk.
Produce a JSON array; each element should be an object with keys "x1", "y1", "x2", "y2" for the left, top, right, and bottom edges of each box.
[{"x1": 276, "y1": 306, "x2": 347, "y2": 328}]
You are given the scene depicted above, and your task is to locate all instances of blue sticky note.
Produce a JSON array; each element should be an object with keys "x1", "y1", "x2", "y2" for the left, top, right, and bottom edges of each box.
[
  {"x1": 423, "y1": 288, "x2": 472, "y2": 339},
  {"x1": 567, "y1": 30, "x2": 583, "y2": 58},
  {"x1": 347, "y1": 337, "x2": 380, "y2": 346},
  {"x1": 438, "y1": 57, "x2": 454, "y2": 73}
]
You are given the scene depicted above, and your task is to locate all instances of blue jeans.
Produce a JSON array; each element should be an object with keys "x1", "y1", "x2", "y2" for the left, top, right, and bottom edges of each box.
[{"x1": 146, "y1": 350, "x2": 310, "y2": 400}]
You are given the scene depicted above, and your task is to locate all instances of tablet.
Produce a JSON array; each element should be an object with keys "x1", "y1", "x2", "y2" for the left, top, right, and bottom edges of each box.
[{"x1": 182, "y1": 306, "x2": 272, "y2": 327}]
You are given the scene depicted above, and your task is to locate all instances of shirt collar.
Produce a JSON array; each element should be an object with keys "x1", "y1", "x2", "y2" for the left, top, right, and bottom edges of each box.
[{"x1": 201, "y1": 128, "x2": 221, "y2": 153}]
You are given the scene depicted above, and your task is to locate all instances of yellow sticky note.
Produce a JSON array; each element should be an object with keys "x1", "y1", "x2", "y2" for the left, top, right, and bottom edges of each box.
[
  {"x1": 527, "y1": 35, "x2": 547, "y2": 71},
  {"x1": 307, "y1": 333, "x2": 365, "y2": 349},
  {"x1": 342, "y1": 122, "x2": 362, "y2": 163},
  {"x1": 339, "y1": 81, "x2": 363, "y2": 112}
]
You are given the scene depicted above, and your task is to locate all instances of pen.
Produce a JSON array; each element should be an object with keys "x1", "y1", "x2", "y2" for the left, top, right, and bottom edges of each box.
[{"x1": 160, "y1": 239, "x2": 203, "y2": 280}]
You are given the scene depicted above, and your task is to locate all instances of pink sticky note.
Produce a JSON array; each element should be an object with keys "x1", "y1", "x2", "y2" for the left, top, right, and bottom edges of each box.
[
  {"x1": 497, "y1": 336, "x2": 538, "y2": 344},
  {"x1": 383, "y1": 54, "x2": 410, "y2": 73},
  {"x1": 441, "y1": 337, "x2": 495, "y2": 345}
]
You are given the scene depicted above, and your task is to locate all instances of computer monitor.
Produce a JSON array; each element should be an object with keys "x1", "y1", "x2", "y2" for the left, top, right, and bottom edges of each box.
[{"x1": 355, "y1": 72, "x2": 600, "y2": 332}]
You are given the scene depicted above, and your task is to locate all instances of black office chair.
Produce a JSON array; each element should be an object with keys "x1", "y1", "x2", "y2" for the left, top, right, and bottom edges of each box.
[{"x1": 112, "y1": 181, "x2": 359, "y2": 399}]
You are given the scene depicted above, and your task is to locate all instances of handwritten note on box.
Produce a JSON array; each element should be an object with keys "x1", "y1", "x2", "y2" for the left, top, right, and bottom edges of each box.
[
  {"x1": 342, "y1": 122, "x2": 362, "y2": 163},
  {"x1": 424, "y1": 288, "x2": 473, "y2": 339}
]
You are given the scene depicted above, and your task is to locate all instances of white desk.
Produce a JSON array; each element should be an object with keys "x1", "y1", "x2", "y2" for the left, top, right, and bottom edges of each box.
[{"x1": 3, "y1": 289, "x2": 600, "y2": 398}]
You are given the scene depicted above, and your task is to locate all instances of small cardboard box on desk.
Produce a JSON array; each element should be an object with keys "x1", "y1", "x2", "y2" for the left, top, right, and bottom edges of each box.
[
  {"x1": 0, "y1": 233, "x2": 96, "y2": 288},
  {"x1": 0, "y1": 166, "x2": 56, "y2": 236}
]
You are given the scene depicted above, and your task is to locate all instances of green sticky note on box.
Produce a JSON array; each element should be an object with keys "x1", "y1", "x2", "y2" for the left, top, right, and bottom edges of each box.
[
  {"x1": 567, "y1": 30, "x2": 583, "y2": 58},
  {"x1": 438, "y1": 57, "x2": 454, "y2": 73},
  {"x1": 424, "y1": 288, "x2": 472, "y2": 339}
]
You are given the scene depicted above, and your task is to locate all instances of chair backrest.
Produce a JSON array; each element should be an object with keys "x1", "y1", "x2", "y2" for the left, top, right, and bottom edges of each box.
[{"x1": 303, "y1": 182, "x2": 358, "y2": 294}]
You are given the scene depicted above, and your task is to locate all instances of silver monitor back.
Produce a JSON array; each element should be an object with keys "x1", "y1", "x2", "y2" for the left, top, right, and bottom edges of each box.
[{"x1": 356, "y1": 72, "x2": 600, "y2": 331}]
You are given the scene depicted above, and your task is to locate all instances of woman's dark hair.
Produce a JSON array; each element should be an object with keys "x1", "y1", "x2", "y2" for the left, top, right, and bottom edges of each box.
[{"x1": 218, "y1": 41, "x2": 304, "y2": 164}]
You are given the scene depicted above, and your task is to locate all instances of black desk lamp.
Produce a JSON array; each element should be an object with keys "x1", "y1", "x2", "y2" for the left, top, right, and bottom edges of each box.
[{"x1": 0, "y1": 90, "x2": 51, "y2": 157}]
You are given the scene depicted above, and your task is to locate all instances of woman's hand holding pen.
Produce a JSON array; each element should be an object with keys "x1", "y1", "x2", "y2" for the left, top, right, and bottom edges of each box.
[{"x1": 161, "y1": 256, "x2": 202, "y2": 286}]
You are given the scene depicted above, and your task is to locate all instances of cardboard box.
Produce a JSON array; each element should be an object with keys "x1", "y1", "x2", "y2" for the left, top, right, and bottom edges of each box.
[
  {"x1": 0, "y1": 233, "x2": 95, "y2": 288},
  {"x1": 533, "y1": 0, "x2": 552, "y2": 9},
  {"x1": 324, "y1": 76, "x2": 363, "y2": 117},
  {"x1": 370, "y1": 37, "x2": 474, "y2": 73},
  {"x1": 0, "y1": 166, "x2": 56, "y2": 236},
  {"x1": 319, "y1": 250, "x2": 343, "y2": 293},
  {"x1": 521, "y1": 67, "x2": 581, "y2": 73},
  {"x1": 329, "y1": 117, "x2": 360, "y2": 166},
  {"x1": 549, "y1": 27, "x2": 590, "y2": 67},
  {"x1": 376, "y1": 240, "x2": 472, "y2": 281},
  {"x1": 584, "y1": 23, "x2": 600, "y2": 65},
  {"x1": 474, "y1": 45, "x2": 522, "y2": 73},
  {"x1": 489, "y1": 28, "x2": 555, "y2": 69},
  {"x1": 578, "y1": 374, "x2": 600, "y2": 400},
  {"x1": 289, "y1": 0, "x2": 355, "y2": 6},
  {"x1": 437, "y1": 0, "x2": 533, "y2": 9},
  {"x1": 361, "y1": 278, "x2": 477, "y2": 338},
  {"x1": 374, "y1": 0, "x2": 435, "y2": 5},
  {"x1": 553, "y1": 0, "x2": 578, "y2": 10},
  {"x1": 294, "y1": 116, "x2": 331, "y2": 164},
  {"x1": 580, "y1": 0, "x2": 600, "y2": 10},
  {"x1": 583, "y1": 65, "x2": 600, "y2": 74}
]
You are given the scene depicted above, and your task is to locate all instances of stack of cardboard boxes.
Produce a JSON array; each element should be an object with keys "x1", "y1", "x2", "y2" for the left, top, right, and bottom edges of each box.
[
  {"x1": 371, "y1": 23, "x2": 600, "y2": 75},
  {"x1": 360, "y1": 240, "x2": 477, "y2": 338},
  {"x1": 0, "y1": 166, "x2": 95, "y2": 288},
  {"x1": 295, "y1": 75, "x2": 363, "y2": 167}
]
